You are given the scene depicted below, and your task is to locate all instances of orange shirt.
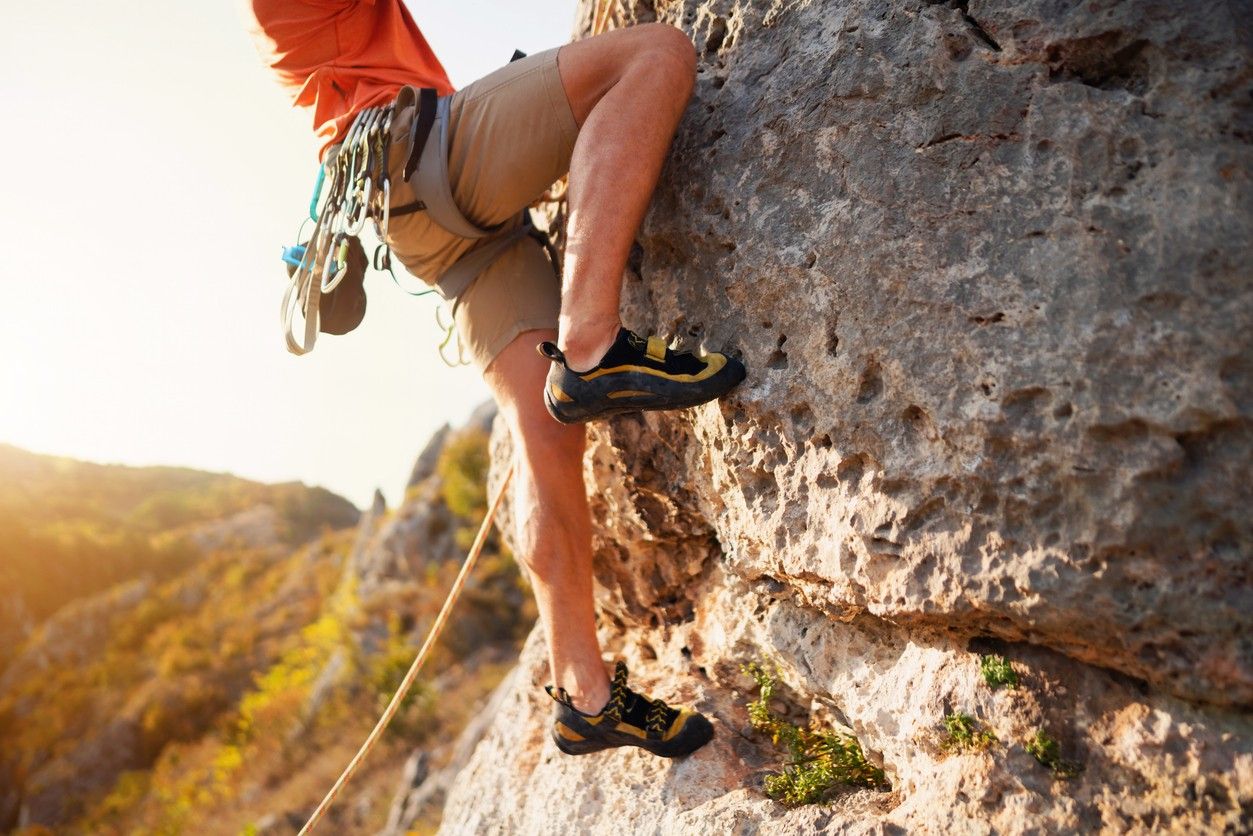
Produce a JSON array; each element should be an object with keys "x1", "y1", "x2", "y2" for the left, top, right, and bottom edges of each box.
[{"x1": 245, "y1": 0, "x2": 454, "y2": 157}]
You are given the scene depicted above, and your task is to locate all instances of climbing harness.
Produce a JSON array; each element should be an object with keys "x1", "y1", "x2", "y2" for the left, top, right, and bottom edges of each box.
[
  {"x1": 298, "y1": 463, "x2": 515, "y2": 835},
  {"x1": 279, "y1": 51, "x2": 552, "y2": 360}
]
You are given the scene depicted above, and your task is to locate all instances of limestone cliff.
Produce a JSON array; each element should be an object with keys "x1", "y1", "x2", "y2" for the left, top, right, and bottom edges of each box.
[{"x1": 436, "y1": 0, "x2": 1252, "y2": 832}]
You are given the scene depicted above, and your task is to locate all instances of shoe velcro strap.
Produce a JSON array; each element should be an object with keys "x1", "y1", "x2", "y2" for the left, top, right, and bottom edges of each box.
[{"x1": 645, "y1": 335, "x2": 667, "y2": 363}]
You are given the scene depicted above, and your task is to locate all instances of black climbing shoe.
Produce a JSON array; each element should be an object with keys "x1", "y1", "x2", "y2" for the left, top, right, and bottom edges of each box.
[
  {"x1": 538, "y1": 328, "x2": 746, "y2": 424},
  {"x1": 546, "y1": 661, "x2": 714, "y2": 758}
]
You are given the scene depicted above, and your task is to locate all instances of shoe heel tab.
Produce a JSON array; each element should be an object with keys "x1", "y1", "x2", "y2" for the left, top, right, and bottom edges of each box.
[
  {"x1": 537, "y1": 341, "x2": 567, "y2": 365},
  {"x1": 545, "y1": 684, "x2": 573, "y2": 706}
]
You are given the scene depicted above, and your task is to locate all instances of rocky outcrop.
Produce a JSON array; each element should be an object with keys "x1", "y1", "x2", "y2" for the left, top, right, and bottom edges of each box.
[
  {"x1": 381, "y1": 651, "x2": 520, "y2": 835},
  {"x1": 440, "y1": 0, "x2": 1252, "y2": 831},
  {"x1": 408, "y1": 426, "x2": 453, "y2": 489},
  {"x1": 339, "y1": 441, "x2": 467, "y2": 681},
  {"x1": 0, "y1": 579, "x2": 152, "y2": 696},
  {"x1": 186, "y1": 504, "x2": 283, "y2": 553},
  {"x1": 349, "y1": 407, "x2": 498, "y2": 600}
]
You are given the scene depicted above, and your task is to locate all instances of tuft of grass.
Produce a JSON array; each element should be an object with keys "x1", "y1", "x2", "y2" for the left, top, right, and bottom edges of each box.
[
  {"x1": 742, "y1": 662, "x2": 889, "y2": 806},
  {"x1": 1025, "y1": 728, "x2": 1083, "y2": 779},
  {"x1": 980, "y1": 654, "x2": 1019, "y2": 689},
  {"x1": 940, "y1": 713, "x2": 997, "y2": 753}
]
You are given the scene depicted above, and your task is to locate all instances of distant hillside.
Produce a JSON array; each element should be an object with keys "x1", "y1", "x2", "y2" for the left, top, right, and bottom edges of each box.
[
  {"x1": 0, "y1": 415, "x2": 533, "y2": 833},
  {"x1": 0, "y1": 444, "x2": 360, "y2": 669}
]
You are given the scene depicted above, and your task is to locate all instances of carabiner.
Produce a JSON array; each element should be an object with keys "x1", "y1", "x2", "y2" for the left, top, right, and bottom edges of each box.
[
  {"x1": 374, "y1": 240, "x2": 435, "y2": 297},
  {"x1": 372, "y1": 243, "x2": 391, "y2": 272},
  {"x1": 307, "y1": 164, "x2": 325, "y2": 221},
  {"x1": 344, "y1": 176, "x2": 371, "y2": 236},
  {"x1": 321, "y1": 232, "x2": 349, "y2": 292},
  {"x1": 374, "y1": 178, "x2": 391, "y2": 242}
]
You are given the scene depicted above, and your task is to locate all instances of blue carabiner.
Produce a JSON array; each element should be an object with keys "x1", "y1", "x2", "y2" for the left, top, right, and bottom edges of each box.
[
  {"x1": 308, "y1": 164, "x2": 327, "y2": 221},
  {"x1": 281, "y1": 244, "x2": 308, "y2": 269}
]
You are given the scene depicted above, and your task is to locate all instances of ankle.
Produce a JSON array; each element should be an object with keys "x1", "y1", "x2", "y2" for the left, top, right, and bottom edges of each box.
[
  {"x1": 558, "y1": 318, "x2": 620, "y2": 371},
  {"x1": 561, "y1": 673, "x2": 611, "y2": 715}
]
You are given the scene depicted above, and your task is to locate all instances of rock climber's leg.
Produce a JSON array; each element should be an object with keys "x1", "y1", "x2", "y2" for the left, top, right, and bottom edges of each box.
[
  {"x1": 484, "y1": 328, "x2": 715, "y2": 757},
  {"x1": 456, "y1": 36, "x2": 716, "y2": 756},
  {"x1": 535, "y1": 25, "x2": 747, "y2": 424},
  {"x1": 483, "y1": 328, "x2": 609, "y2": 714},
  {"x1": 553, "y1": 23, "x2": 695, "y2": 370}
]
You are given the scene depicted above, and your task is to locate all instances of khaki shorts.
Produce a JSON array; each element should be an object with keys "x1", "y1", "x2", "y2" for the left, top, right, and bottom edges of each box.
[{"x1": 383, "y1": 48, "x2": 578, "y2": 371}]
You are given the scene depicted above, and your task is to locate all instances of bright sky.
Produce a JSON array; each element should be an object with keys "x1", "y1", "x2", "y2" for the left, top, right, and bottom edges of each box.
[{"x1": 0, "y1": 1, "x2": 576, "y2": 509}]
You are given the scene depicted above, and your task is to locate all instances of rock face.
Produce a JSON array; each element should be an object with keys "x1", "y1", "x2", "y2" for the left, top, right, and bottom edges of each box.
[{"x1": 439, "y1": 0, "x2": 1252, "y2": 832}]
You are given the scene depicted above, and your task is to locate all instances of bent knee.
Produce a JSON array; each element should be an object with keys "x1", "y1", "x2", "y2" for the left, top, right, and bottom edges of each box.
[{"x1": 637, "y1": 23, "x2": 697, "y2": 88}]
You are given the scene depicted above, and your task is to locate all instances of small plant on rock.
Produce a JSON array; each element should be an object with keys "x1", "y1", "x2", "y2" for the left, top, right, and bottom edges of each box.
[
  {"x1": 1025, "y1": 728, "x2": 1083, "y2": 779},
  {"x1": 742, "y1": 662, "x2": 889, "y2": 806},
  {"x1": 980, "y1": 654, "x2": 1019, "y2": 689},
  {"x1": 940, "y1": 712, "x2": 997, "y2": 753}
]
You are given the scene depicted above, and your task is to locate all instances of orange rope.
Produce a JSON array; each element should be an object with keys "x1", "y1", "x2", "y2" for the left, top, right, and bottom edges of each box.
[{"x1": 299, "y1": 463, "x2": 515, "y2": 835}]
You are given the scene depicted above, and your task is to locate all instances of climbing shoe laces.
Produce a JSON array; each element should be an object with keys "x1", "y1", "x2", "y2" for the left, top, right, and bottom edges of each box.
[
  {"x1": 599, "y1": 661, "x2": 679, "y2": 734},
  {"x1": 545, "y1": 661, "x2": 714, "y2": 758}
]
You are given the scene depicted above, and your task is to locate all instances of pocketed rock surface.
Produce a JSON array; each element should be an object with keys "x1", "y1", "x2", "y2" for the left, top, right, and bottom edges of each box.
[{"x1": 439, "y1": 0, "x2": 1252, "y2": 832}]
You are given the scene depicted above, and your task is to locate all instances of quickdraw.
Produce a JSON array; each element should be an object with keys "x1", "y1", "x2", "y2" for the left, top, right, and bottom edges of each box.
[{"x1": 281, "y1": 103, "x2": 436, "y2": 357}]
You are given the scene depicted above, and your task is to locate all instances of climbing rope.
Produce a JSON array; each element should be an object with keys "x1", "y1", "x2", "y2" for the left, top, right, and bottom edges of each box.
[
  {"x1": 299, "y1": 462, "x2": 515, "y2": 835},
  {"x1": 592, "y1": 0, "x2": 615, "y2": 35}
]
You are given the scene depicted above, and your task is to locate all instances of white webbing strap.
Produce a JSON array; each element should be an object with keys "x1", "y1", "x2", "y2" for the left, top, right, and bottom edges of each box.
[
  {"x1": 406, "y1": 94, "x2": 537, "y2": 310},
  {"x1": 281, "y1": 212, "x2": 333, "y2": 356},
  {"x1": 413, "y1": 96, "x2": 499, "y2": 241},
  {"x1": 437, "y1": 221, "x2": 531, "y2": 310}
]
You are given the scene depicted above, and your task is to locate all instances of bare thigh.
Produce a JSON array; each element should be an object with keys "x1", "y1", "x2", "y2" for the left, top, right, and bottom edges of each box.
[
  {"x1": 555, "y1": 22, "x2": 697, "y2": 125},
  {"x1": 445, "y1": 23, "x2": 693, "y2": 231}
]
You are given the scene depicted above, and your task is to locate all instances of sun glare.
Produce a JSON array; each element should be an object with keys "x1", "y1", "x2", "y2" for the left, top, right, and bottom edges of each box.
[{"x1": 0, "y1": 1, "x2": 574, "y2": 507}]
